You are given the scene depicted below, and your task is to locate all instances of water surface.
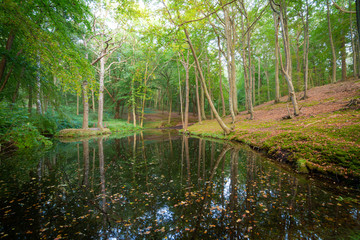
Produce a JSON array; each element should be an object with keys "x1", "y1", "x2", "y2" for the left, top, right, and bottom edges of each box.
[{"x1": 0, "y1": 131, "x2": 359, "y2": 239}]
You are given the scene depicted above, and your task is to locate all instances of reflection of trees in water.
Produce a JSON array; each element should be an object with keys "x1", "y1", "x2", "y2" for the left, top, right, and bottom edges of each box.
[{"x1": 1, "y1": 135, "x2": 359, "y2": 239}]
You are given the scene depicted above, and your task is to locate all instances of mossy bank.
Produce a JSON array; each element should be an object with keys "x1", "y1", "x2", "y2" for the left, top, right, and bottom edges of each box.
[{"x1": 187, "y1": 109, "x2": 360, "y2": 183}]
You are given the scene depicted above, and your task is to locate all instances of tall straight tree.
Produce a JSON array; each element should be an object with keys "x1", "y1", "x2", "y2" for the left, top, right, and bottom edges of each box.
[{"x1": 327, "y1": 0, "x2": 337, "y2": 83}]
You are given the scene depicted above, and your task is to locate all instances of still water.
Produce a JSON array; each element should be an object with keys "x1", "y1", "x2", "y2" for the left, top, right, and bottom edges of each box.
[{"x1": 0, "y1": 131, "x2": 359, "y2": 239}]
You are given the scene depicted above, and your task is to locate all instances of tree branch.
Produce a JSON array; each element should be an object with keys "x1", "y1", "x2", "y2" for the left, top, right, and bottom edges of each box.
[{"x1": 332, "y1": 1, "x2": 356, "y2": 13}]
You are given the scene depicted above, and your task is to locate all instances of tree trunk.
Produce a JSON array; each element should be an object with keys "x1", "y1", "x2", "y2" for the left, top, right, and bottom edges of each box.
[
  {"x1": 177, "y1": 60, "x2": 184, "y2": 126},
  {"x1": 303, "y1": 0, "x2": 310, "y2": 99},
  {"x1": 218, "y1": 38, "x2": 226, "y2": 117},
  {"x1": 0, "y1": 31, "x2": 15, "y2": 83},
  {"x1": 180, "y1": 51, "x2": 190, "y2": 131},
  {"x1": 183, "y1": 28, "x2": 231, "y2": 135},
  {"x1": 224, "y1": 7, "x2": 236, "y2": 122},
  {"x1": 265, "y1": 70, "x2": 270, "y2": 101},
  {"x1": 272, "y1": 0, "x2": 300, "y2": 116},
  {"x1": 327, "y1": 0, "x2": 337, "y2": 83},
  {"x1": 195, "y1": 68, "x2": 202, "y2": 124},
  {"x1": 91, "y1": 89, "x2": 96, "y2": 113},
  {"x1": 82, "y1": 81, "x2": 89, "y2": 129},
  {"x1": 36, "y1": 58, "x2": 42, "y2": 114},
  {"x1": 28, "y1": 85, "x2": 33, "y2": 114},
  {"x1": 77, "y1": 95, "x2": 79, "y2": 115},
  {"x1": 273, "y1": 12, "x2": 281, "y2": 103},
  {"x1": 258, "y1": 58, "x2": 261, "y2": 105},
  {"x1": 200, "y1": 83, "x2": 206, "y2": 120},
  {"x1": 114, "y1": 100, "x2": 121, "y2": 119},
  {"x1": 340, "y1": 24, "x2": 347, "y2": 81},
  {"x1": 97, "y1": 53, "x2": 105, "y2": 129},
  {"x1": 350, "y1": 0, "x2": 357, "y2": 77}
]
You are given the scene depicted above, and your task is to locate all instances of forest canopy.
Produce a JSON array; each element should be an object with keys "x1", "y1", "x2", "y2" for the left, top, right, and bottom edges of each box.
[{"x1": 0, "y1": 0, "x2": 359, "y2": 145}]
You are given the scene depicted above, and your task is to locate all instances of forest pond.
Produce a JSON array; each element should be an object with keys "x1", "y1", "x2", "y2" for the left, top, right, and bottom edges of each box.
[{"x1": 0, "y1": 131, "x2": 359, "y2": 239}]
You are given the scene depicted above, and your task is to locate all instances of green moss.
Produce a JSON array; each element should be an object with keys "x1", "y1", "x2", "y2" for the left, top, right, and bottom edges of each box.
[
  {"x1": 188, "y1": 109, "x2": 360, "y2": 179},
  {"x1": 57, "y1": 128, "x2": 111, "y2": 138}
]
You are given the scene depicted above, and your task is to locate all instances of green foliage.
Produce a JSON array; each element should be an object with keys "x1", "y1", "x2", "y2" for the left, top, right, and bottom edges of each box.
[{"x1": 3, "y1": 123, "x2": 52, "y2": 149}]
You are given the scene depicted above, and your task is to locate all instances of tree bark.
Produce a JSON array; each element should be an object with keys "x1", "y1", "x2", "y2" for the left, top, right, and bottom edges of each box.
[
  {"x1": 114, "y1": 100, "x2": 121, "y2": 119},
  {"x1": 184, "y1": 28, "x2": 231, "y2": 135},
  {"x1": 28, "y1": 85, "x2": 33, "y2": 114},
  {"x1": 272, "y1": 0, "x2": 300, "y2": 116},
  {"x1": 327, "y1": 0, "x2": 337, "y2": 83},
  {"x1": 303, "y1": 0, "x2": 310, "y2": 99},
  {"x1": 258, "y1": 58, "x2": 261, "y2": 105},
  {"x1": 195, "y1": 68, "x2": 202, "y2": 124},
  {"x1": 273, "y1": 12, "x2": 281, "y2": 103},
  {"x1": 82, "y1": 81, "x2": 89, "y2": 129},
  {"x1": 0, "y1": 31, "x2": 15, "y2": 83},
  {"x1": 97, "y1": 51, "x2": 105, "y2": 129},
  {"x1": 224, "y1": 7, "x2": 236, "y2": 122},
  {"x1": 36, "y1": 57, "x2": 42, "y2": 114},
  {"x1": 217, "y1": 38, "x2": 226, "y2": 117},
  {"x1": 349, "y1": 0, "x2": 357, "y2": 77}
]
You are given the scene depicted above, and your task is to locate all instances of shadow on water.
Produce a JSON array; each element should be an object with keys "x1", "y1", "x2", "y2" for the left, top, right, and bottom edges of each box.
[{"x1": 0, "y1": 131, "x2": 359, "y2": 239}]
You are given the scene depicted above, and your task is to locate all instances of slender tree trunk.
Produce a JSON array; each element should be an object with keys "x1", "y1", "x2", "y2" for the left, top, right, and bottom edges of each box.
[
  {"x1": 303, "y1": 0, "x2": 310, "y2": 99},
  {"x1": 167, "y1": 79, "x2": 172, "y2": 125},
  {"x1": 340, "y1": 26, "x2": 347, "y2": 81},
  {"x1": 265, "y1": 70, "x2": 270, "y2": 101},
  {"x1": 258, "y1": 58, "x2": 261, "y2": 105},
  {"x1": 224, "y1": 7, "x2": 236, "y2": 122},
  {"x1": 0, "y1": 31, "x2": 14, "y2": 83},
  {"x1": 184, "y1": 65, "x2": 189, "y2": 131},
  {"x1": 114, "y1": 100, "x2": 121, "y2": 119},
  {"x1": 183, "y1": 28, "x2": 231, "y2": 135},
  {"x1": 12, "y1": 81, "x2": 20, "y2": 104},
  {"x1": 82, "y1": 81, "x2": 89, "y2": 129},
  {"x1": 195, "y1": 69, "x2": 202, "y2": 124},
  {"x1": 77, "y1": 95, "x2": 79, "y2": 115},
  {"x1": 97, "y1": 53, "x2": 105, "y2": 129},
  {"x1": 28, "y1": 85, "x2": 33, "y2": 114},
  {"x1": 272, "y1": 0, "x2": 300, "y2": 115},
  {"x1": 217, "y1": 38, "x2": 226, "y2": 117},
  {"x1": 177, "y1": 60, "x2": 184, "y2": 126},
  {"x1": 241, "y1": 12, "x2": 254, "y2": 119},
  {"x1": 200, "y1": 83, "x2": 206, "y2": 120},
  {"x1": 350, "y1": 0, "x2": 358, "y2": 77},
  {"x1": 91, "y1": 89, "x2": 96, "y2": 113},
  {"x1": 357, "y1": 0, "x2": 360, "y2": 48},
  {"x1": 36, "y1": 57, "x2": 42, "y2": 114},
  {"x1": 180, "y1": 51, "x2": 190, "y2": 131},
  {"x1": 273, "y1": 12, "x2": 281, "y2": 103},
  {"x1": 327, "y1": 0, "x2": 337, "y2": 83}
]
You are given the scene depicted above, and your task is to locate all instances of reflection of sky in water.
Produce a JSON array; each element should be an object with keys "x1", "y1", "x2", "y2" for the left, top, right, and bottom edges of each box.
[
  {"x1": 223, "y1": 177, "x2": 231, "y2": 200},
  {"x1": 156, "y1": 205, "x2": 173, "y2": 222}
]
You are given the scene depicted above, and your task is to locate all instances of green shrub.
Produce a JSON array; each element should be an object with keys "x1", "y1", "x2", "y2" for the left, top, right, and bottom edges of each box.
[{"x1": 3, "y1": 123, "x2": 52, "y2": 149}]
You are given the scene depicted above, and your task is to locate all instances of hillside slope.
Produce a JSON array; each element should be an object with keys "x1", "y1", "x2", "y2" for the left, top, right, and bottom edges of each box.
[{"x1": 188, "y1": 79, "x2": 360, "y2": 181}]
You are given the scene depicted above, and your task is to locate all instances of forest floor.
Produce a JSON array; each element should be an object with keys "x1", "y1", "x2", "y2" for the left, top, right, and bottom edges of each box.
[{"x1": 187, "y1": 78, "x2": 360, "y2": 182}]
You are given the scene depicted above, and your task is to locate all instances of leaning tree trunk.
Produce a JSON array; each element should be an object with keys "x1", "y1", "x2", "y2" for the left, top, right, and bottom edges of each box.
[
  {"x1": 184, "y1": 28, "x2": 231, "y2": 135},
  {"x1": 279, "y1": 2, "x2": 300, "y2": 116}
]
